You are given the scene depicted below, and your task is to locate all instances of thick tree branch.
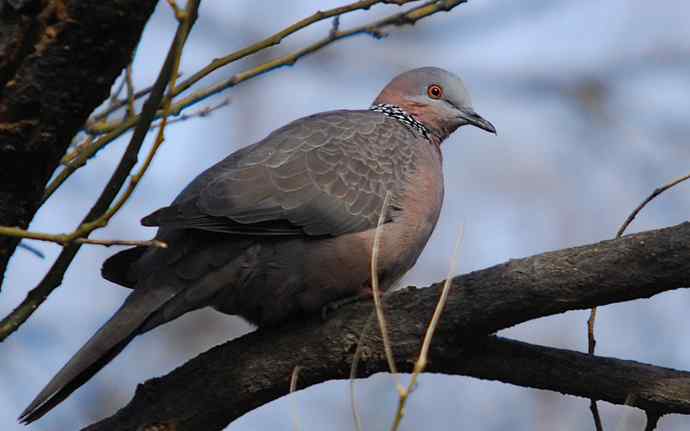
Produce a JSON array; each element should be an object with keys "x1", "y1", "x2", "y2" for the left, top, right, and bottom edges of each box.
[
  {"x1": 84, "y1": 222, "x2": 690, "y2": 430},
  {"x1": 0, "y1": 0, "x2": 159, "y2": 285}
]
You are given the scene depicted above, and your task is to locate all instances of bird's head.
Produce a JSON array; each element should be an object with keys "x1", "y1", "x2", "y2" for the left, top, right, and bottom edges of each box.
[{"x1": 373, "y1": 67, "x2": 496, "y2": 143}]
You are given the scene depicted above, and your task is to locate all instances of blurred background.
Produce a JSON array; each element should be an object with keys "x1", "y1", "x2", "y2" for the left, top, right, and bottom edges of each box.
[{"x1": 2, "y1": 0, "x2": 690, "y2": 429}]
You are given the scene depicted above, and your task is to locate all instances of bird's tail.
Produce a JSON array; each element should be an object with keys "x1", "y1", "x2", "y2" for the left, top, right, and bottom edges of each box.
[{"x1": 19, "y1": 287, "x2": 176, "y2": 424}]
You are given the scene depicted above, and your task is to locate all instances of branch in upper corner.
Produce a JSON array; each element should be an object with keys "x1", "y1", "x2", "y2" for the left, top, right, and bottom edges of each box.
[
  {"x1": 83, "y1": 222, "x2": 690, "y2": 431},
  {"x1": 81, "y1": 0, "x2": 466, "y2": 138},
  {"x1": 43, "y1": 1, "x2": 464, "y2": 205}
]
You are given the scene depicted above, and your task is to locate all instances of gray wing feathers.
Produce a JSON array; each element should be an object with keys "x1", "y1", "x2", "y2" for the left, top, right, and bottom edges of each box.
[{"x1": 142, "y1": 110, "x2": 418, "y2": 237}]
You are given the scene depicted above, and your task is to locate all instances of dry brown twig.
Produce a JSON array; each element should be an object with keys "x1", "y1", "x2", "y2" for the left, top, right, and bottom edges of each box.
[
  {"x1": 0, "y1": 226, "x2": 166, "y2": 249},
  {"x1": 370, "y1": 191, "x2": 402, "y2": 384},
  {"x1": 349, "y1": 191, "x2": 397, "y2": 431},
  {"x1": 390, "y1": 224, "x2": 464, "y2": 431},
  {"x1": 586, "y1": 170, "x2": 690, "y2": 431},
  {"x1": 289, "y1": 365, "x2": 303, "y2": 431},
  {"x1": 150, "y1": 97, "x2": 230, "y2": 129}
]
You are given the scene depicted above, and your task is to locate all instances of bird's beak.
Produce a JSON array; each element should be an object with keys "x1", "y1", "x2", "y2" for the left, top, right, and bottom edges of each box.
[{"x1": 458, "y1": 108, "x2": 496, "y2": 134}]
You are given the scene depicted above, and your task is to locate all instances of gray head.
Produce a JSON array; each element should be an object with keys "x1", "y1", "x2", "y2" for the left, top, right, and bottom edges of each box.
[{"x1": 373, "y1": 67, "x2": 495, "y2": 142}]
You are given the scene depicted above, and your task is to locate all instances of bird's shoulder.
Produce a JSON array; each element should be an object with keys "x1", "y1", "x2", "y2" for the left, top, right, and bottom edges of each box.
[{"x1": 142, "y1": 109, "x2": 425, "y2": 237}]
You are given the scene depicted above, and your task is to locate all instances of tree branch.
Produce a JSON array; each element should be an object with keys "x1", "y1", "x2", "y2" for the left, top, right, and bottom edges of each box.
[
  {"x1": 84, "y1": 221, "x2": 690, "y2": 430},
  {"x1": 0, "y1": 0, "x2": 201, "y2": 342},
  {"x1": 0, "y1": 0, "x2": 159, "y2": 285}
]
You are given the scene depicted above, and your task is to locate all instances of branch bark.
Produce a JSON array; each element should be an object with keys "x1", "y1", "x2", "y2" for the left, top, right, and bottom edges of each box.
[
  {"x1": 84, "y1": 221, "x2": 690, "y2": 430},
  {"x1": 0, "y1": 0, "x2": 158, "y2": 285}
]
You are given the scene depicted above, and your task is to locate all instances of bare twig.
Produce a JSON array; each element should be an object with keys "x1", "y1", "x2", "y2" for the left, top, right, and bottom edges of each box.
[
  {"x1": 0, "y1": 0, "x2": 201, "y2": 342},
  {"x1": 150, "y1": 97, "x2": 229, "y2": 129},
  {"x1": 0, "y1": 225, "x2": 165, "y2": 248},
  {"x1": 169, "y1": 0, "x2": 421, "y2": 99},
  {"x1": 390, "y1": 225, "x2": 463, "y2": 431},
  {"x1": 125, "y1": 62, "x2": 136, "y2": 118},
  {"x1": 86, "y1": 0, "x2": 420, "y2": 136},
  {"x1": 616, "y1": 172, "x2": 690, "y2": 237},
  {"x1": 349, "y1": 311, "x2": 376, "y2": 431},
  {"x1": 370, "y1": 191, "x2": 400, "y2": 381},
  {"x1": 160, "y1": 0, "x2": 468, "y2": 120},
  {"x1": 76, "y1": 238, "x2": 166, "y2": 248},
  {"x1": 289, "y1": 365, "x2": 303, "y2": 431},
  {"x1": 644, "y1": 412, "x2": 661, "y2": 431},
  {"x1": 590, "y1": 399, "x2": 604, "y2": 431},
  {"x1": 586, "y1": 171, "x2": 690, "y2": 430},
  {"x1": 87, "y1": 80, "x2": 166, "y2": 128},
  {"x1": 17, "y1": 242, "x2": 45, "y2": 259},
  {"x1": 87, "y1": 0, "x2": 466, "y2": 135}
]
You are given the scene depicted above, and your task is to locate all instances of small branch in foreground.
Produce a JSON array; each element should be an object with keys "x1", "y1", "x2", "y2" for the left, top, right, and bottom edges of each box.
[
  {"x1": 616, "y1": 172, "x2": 690, "y2": 237},
  {"x1": 391, "y1": 224, "x2": 463, "y2": 431},
  {"x1": 370, "y1": 192, "x2": 400, "y2": 381},
  {"x1": 587, "y1": 170, "x2": 690, "y2": 429}
]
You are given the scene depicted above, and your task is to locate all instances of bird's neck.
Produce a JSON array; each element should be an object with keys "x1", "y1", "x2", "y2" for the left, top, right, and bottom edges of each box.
[
  {"x1": 369, "y1": 103, "x2": 432, "y2": 140},
  {"x1": 369, "y1": 103, "x2": 449, "y2": 147}
]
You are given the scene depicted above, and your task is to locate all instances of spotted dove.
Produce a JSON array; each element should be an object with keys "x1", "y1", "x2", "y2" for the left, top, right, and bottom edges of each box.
[{"x1": 20, "y1": 67, "x2": 495, "y2": 423}]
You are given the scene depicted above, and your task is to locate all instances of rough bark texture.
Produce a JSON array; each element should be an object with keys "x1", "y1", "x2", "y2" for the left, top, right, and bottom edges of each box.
[
  {"x1": 0, "y1": 0, "x2": 159, "y2": 286},
  {"x1": 84, "y1": 222, "x2": 690, "y2": 431}
]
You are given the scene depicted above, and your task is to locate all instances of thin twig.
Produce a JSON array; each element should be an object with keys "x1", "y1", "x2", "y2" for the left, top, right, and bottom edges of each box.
[
  {"x1": 289, "y1": 365, "x2": 303, "y2": 431},
  {"x1": 86, "y1": 0, "x2": 419, "y2": 135},
  {"x1": 616, "y1": 172, "x2": 690, "y2": 237},
  {"x1": 125, "y1": 62, "x2": 136, "y2": 118},
  {"x1": 588, "y1": 302, "x2": 604, "y2": 431},
  {"x1": 589, "y1": 399, "x2": 604, "y2": 431},
  {"x1": 0, "y1": 0, "x2": 201, "y2": 342},
  {"x1": 0, "y1": 225, "x2": 166, "y2": 248},
  {"x1": 390, "y1": 224, "x2": 464, "y2": 431},
  {"x1": 87, "y1": 80, "x2": 168, "y2": 128},
  {"x1": 162, "y1": 0, "x2": 468, "y2": 119},
  {"x1": 17, "y1": 242, "x2": 45, "y2": 259},
  {"x1": 169, "y1": 0, "x2": 420, "y2": 98},
  {"x1": 109, "y1": 71, "x2": 128, "y2": 105},
  {"x1": 150, "y1": 97, "x2": 229, "y2": 129},
  {"x1": 370, "y1": 191, "x2": 400, "y2": 383},
  {"x1": 644, "y1": 412, "x2": 661, "y2": 431},
  {"x1": 89, "y1": 0, "x2": 466, "y2": 135},
  {"x1": 349, "y1": 311, "x2": 376, "y2": 431},
  {"x1": 587, "y1": 171, "x2": 690, "y2": 430}
]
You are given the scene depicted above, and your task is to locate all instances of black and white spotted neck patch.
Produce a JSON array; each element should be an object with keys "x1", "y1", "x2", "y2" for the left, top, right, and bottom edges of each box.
[{"x1": 369, "y1": 104, "x2": 431, "y2": 141}]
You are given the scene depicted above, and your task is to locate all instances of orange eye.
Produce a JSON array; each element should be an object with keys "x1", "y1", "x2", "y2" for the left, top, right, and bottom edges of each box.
[{"x1": 427, "y1": 84, "x2": 443, "y2": 99}]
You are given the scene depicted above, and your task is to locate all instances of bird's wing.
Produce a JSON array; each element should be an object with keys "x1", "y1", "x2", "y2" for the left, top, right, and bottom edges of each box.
[{"x1": 142, "y1": 110, "x2": 419, "y2": 237}]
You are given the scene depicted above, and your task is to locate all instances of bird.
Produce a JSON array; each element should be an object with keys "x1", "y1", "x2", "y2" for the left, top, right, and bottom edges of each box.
[{"x1": 19, "y1": 66, "x2": 495, "y2": 423}]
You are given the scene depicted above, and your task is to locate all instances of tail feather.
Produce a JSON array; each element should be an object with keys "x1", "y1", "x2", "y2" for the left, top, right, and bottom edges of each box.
[
  {"x1": 19, "y1": 287, "x2": 177, "y2": 424},
  {"x1": 101, "y1": 246, "x2": 148, "y2": 288}
]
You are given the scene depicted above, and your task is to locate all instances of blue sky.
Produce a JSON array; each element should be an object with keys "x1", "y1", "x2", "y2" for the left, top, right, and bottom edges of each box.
[{"x1": 2, "y1": 1, "x2": 690, "y2": 429}]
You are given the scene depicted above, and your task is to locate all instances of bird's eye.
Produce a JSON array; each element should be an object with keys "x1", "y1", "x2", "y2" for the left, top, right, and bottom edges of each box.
[{"x1": 427, "y1": 84, "x2": 443, "y2": 99}]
